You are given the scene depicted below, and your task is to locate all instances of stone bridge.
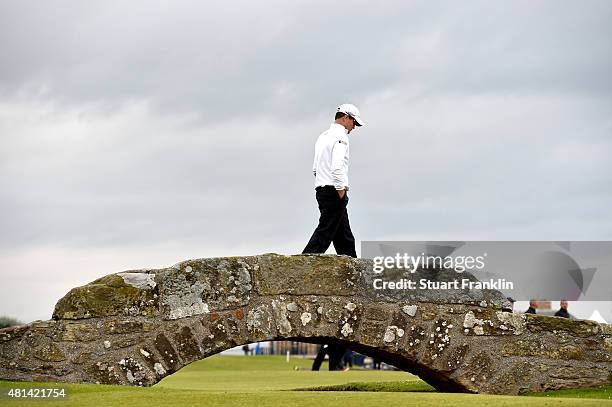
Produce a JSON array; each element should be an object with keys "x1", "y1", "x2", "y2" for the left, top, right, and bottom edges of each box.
[{"x1": 0, "y1": 254, "x2": 610, "y2": 395}]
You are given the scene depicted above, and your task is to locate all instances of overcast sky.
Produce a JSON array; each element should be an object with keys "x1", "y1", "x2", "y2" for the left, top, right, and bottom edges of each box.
[{"x1": 1, "y1": 1, "x2": 611, "y2": 324}]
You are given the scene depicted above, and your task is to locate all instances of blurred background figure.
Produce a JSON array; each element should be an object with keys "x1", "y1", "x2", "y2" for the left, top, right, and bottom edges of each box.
[
  {"x1": 555, "y1": 300, "x2": 572, "y2": 319},
  {"x1": 525, "y1": 300, "x2": 538, "y2": 314},
  {"x1": 342, "y1": 349, "x2": 353, "y2": 371},
  {"x1": 372, "y1": 357, "x2": 381, "y2": 370}
]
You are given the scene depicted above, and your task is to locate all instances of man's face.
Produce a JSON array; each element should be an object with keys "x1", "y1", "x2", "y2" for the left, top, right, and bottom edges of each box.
[
  {"x1": 344, "y1": 115, "x2": 357, "y2": 134},
  {"x1": 560, "y1": 300, "x2": 568, "y2": 309}
]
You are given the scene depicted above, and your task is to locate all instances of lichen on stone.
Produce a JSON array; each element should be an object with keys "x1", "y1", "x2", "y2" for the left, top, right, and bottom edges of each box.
[
  {"x1": 383, "y1": 326, "x2": 404, "y2": 343},
  {"x1": 464, "y1": 311, "x2": 482, "y2": 329},
  {"x1": 496, "y1": 311, "x2": 525, "y2": 335},
  {"x1": 118, "y1": 272, "x2": 157, "y2": 290},
  {"x1": 246, "y1": 305, "x2": 272, "y2": 335},
  {"x1": 402, "y1": 304, "x2": 418, "y2": 317},
  {"x1": 344, "y1": 302, "x2": 357, "y2": 312},
  {"x1": 341, "y1": 323, "x2": 353, "y2": 337},
  {"x1": 271, "y1": 300, "x2": 292, "y2": 335},
  {"x1": 300, "y1": 312, "x2": 312, "y2": 326},
  {"x1": 118, "y1": 357, "x2": 146, "y2": 385},
  {"x1": 153, "y1": 362, "x2": 166, "y2": 376}
]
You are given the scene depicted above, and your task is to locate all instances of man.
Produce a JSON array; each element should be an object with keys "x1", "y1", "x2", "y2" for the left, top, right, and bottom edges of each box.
[
  {"x1": 525, "y1": 300, "x2": 538, "y2": 314},
  {"x1": 302, "y1": 103, "x2": 364, "y2": 257},
  {"x1": 554, "y1": 300, "x2": 571, "y2": 319},
  {"x1": 303, "y1": 103, "x2": 364, "y2": 371}
]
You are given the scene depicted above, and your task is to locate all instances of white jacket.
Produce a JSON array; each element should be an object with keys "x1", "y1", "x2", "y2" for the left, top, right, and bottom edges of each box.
[{"x1": 312, "y1": 123, "x2": 349, "y2": 190}]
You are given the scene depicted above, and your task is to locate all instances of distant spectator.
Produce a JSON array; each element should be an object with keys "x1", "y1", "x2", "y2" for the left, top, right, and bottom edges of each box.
[
  {"x1": 372, "y1": 357, "x2": 381, "y2": 370},
  {"x1": 554, "y1": 300, "x2": 571, "y2": 319},
  {"x1": 242, "y1": 344, "x2": 250, "y2": 356},
  {"x1": 342, "y1": 349, "x2": 353, "y2": 370},
  {"x1": 525, "y1": 300, "x2": 538, "y2": 314}
]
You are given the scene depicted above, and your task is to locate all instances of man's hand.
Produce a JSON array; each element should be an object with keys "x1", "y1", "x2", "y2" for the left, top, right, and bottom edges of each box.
[{"x1": 338, "y1": 189, "x2": 346, "y2": 199}]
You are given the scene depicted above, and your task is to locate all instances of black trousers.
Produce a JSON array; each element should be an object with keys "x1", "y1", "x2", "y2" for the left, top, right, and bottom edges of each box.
[
  {"x1": 304, "y1": 186, "x2": 355, "y2": 372},
  {"x1": 311, "y1": 344, "x2": 346, "y2": 371},
  {"x1": 302, "y1": 186, "x2": 357, "y2": 258}
]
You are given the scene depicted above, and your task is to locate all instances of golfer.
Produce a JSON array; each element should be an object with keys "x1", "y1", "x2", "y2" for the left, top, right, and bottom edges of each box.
[{"x1": 302, "y1": 103, "x2": 365, "y2": 258}]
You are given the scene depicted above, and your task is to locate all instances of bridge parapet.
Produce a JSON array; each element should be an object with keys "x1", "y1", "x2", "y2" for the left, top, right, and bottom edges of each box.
[{"x1": 1, "y1": 254, "x2": 610, "y2": 394}]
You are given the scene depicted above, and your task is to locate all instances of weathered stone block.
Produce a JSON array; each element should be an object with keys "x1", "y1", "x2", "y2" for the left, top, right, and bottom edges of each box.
[
  {"x1": 605, "y1": 337, "x2": 612, "y2": 352},
  {"x1": 172, "y1": 326, "x2": 202, "y2": 363},
  {"x1": 117, "y1": 356, "x2": 149, "y2": 386},
  {"x1": 53, "y1": 274, "x2": 158, "y2": 319},
  {"x1": 157, "y1": 257, "x2": 254, "y2": 319},
  {"x1": 34, "y1": 343, "x2": 66, "y2": 362},
  {"x1": 254, "y1": 254, "x2": 360, "y2": 296},
  {"x1": 55, "y1": 322, "x2": 99, "y2": 342},
  {"x1": 0, "y1": 325, "x2": 29, "y2": 343},
  {"x1": 357, "y1": 319, "x2": 387, "y2": 347},
  {"x1": 527, "y1": 315, "x2": 601, "y2": 337},
  {"x1": 244, "y1": 303, "x2": 275, "y2": 341},
  {"x1": 543, "y1": 365, "x2": 611, "y2": 391},
  {"x1": 362, "y1": 303, "x2": 391, "y2": 322},
  {"x1": 72, "y1": 352, "x2": 93, "y2": 365},
  {"x1": 154, "y1": 333, "x2": 179, "y2": 373},
  {"x1": 86, "y1": 360, "x2": 123, "y2": 385},
  {"x1": 102, "y1": 319, "x2": 155, "y2": 335}
]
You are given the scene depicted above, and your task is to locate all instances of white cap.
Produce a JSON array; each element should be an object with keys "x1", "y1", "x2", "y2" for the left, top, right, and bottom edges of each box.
[{"x1": 337, "y1": 103, "x2": 365, "y2": 127}]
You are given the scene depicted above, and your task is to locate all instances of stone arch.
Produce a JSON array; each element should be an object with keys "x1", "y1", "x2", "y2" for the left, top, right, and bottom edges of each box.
[{"x1": 0, "y1": 254, "x2": 610, "y2": 394}]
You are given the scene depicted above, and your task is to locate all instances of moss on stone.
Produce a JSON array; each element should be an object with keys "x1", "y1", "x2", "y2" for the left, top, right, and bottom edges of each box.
[
  {"x1": 34, "y1": 343, "x2": 66, "y2": 362},
  {"x1": 526, "y1": 314, "x2": 600, "y2": 337},
  {"x1": 53, "y1": 274, "x2": 158, "y2": 320}
]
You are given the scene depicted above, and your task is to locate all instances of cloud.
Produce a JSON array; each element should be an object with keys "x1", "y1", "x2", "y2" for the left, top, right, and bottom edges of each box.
[
  {"x1": 0, "y1": 99, "x2": 321, "y2": 251},
  {"x1": 2, "y1": 1, "x2": 610, "y2": 122},
  {"x1": 1, "y1": 0, "x2": 611, "y2": 322}
]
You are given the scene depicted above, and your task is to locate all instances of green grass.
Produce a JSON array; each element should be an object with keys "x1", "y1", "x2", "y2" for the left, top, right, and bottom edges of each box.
[
  {"x1": 157, "y1": 354, "x2": 414, "y2": 392},
  {"x1": 294, "y1": 380, "x2": 435, "y2": 392},
  {"x1": 1, "y1": 355, "x2": 610, "y2": 406},
  {"x1": 529, "y1": 385, "x2": 612, "y2": 400}
]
